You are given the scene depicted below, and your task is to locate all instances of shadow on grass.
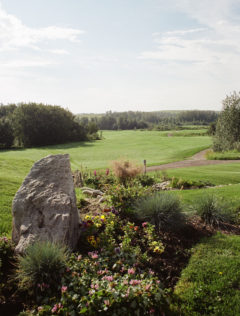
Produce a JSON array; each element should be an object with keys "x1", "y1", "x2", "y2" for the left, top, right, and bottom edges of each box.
[{"x1": 0, "y1": 140, "x2": 97, "y2": 153}]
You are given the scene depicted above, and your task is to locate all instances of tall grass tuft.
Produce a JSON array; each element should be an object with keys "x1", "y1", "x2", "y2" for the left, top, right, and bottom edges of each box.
[
  {"x1": 16, "y1": 241, "x2": 68, "y2": 298},
  {"x1": 195, "y1": 194, "x2": 234, "y2": 227},
  {"x1": 112, "y1": 159, "x2": 141, "y2": 185},
  {"x1": 133, "y1": 192, "x2": 185, "y2": 232}
]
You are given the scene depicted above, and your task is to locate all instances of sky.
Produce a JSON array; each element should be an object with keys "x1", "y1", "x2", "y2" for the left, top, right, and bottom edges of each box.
[{"x1": 0, "y1": 0, "x2": 240, "y2": 114}]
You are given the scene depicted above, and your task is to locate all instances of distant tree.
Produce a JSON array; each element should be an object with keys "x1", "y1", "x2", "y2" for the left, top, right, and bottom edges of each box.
[
  {"x1": 0, "y1": 104, "x2": 17, "y2": 118},
  {"x1": 0, "y1": 118, "x2": 14, "y2": 148},
  {"x1": 213, "y1": 91, "x2": 240, "y2": 151}
]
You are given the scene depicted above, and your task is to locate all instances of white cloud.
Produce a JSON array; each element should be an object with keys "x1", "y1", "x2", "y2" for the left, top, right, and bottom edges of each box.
[
  {"x1": 140, "y1": 0, "x2": 240, "y2": 67},
  {"x1": 0, "y1": 4, "x2": 84, "y2": 51}
]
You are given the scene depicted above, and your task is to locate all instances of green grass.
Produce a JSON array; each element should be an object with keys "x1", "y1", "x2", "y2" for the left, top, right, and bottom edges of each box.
[
  {"x1": 206, "y1": 150, "x2": 240, "y2": 160},
  {"x1": 0, "y1": 130, "x2": 210, "y2": 235},
  {"x1": 171, "y1": 184, "x2": 240, "y2": 212},
  {"x1": 173, "y1": 233, "x2": 240, "y2": 315},
  {"x1": 164, "y1": 162, "x2": 240, "y2": 186},
  {"x1": 160, "y1": 129, "x2": 207, "y2": 137},
  {"x1": 1, "y1": 130, "x2": 211, "y2": 170}
]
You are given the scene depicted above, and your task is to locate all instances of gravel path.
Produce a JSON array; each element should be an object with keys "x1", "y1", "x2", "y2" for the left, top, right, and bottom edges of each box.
[{"x1": 146, "y1": 149, "x2": 240, "y2": 172}]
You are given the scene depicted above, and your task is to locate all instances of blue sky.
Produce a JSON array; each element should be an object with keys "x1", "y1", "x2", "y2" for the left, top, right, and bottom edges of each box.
[{"x1": 0, "y1": 0, "x2": 240, "y2": 113}]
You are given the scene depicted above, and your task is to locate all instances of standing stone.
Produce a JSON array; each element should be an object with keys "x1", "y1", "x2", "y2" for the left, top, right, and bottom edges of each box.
[{"x1": 12, "y1": 154, "x2": 80, "y2": 253}]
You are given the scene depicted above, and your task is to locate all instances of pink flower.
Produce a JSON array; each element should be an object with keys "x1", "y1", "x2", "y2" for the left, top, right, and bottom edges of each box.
[
  {"x1": 102, "y1": 275, "x2": 114, "y2": 281},
  {"x1": 51, "y1": 304, "x2": 58, "y2": 313},
  {"x1": 94, "y1": 170, "x2": 97, "y2": 176},
  {"x1": 123, "y1": 280, "x2": 128, "y2": 285},
  {"x1": 150, "y1": 308, "x2": 155, "y2": 314},
  {"x1": 61, "y1": 286, "x2": 68, "y2": 293},
  {"x1": 104, "y1": 299, "x2": 110, "y2": 306},
  {"x1": 145, "y1": 284, "x2": 151, "y2": 291},
  {"x1": 128, "y1": 268, "x2": 135, "y2": 275},
  {"x1": 77, "y1": 255, "x2": 82, "y2": 261},
  {"x1": 129, "y1": 279, "x2": 141, "y2": 285},
  {"x1": 88, "y1": 251, "x2": 98, "y2": 259},
  {"x1": 142, "y1": 222, "x2": 148, "y2": 227},
  {"x1": 38, "y1": 306, "x2": 43, "y2": 311}
]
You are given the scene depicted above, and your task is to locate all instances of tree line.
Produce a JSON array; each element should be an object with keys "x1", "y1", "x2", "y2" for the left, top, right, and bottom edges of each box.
[
  {"x1": 0, "y1": 103, "x2": 99, "y2": 149},
  {"x1": 76, "y1": 110, "x2": 218, "y2": 131}
]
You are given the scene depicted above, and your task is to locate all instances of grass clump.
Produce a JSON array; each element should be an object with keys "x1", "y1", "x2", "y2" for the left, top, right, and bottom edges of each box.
[
  {"x1": 194, "y1": 194, "x2": 235, "y2": 227},
  {"x1": 133, "y1": 192, "x2": 185, "y2": 232},
  {"x1": 173, "y1": 233, "x2": 240, "y2": 316},
  {"x1": 16, "y1": 241, "x2": 68, "y2": 300}
]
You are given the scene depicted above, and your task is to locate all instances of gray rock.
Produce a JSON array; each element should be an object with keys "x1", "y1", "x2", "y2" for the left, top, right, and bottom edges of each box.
[{"x1": 12, "y1": 154, "x2": 80, "y2": 253}]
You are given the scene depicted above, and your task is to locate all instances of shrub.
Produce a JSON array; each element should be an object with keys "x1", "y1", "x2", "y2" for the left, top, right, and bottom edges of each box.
[
  {"x1": 133, "y1": 192, "x2": 185, "y2": 232},
  {"x1": 194, "y1": 194, "x2": 235, "y2": 227},
  {"x1": 112, "y1": 160, "x2": 141, "y2": 185},
  {"x1": 84, "y1": 169, "x2": 116, "y2": 190},
  {"x1": 0, "y1": 236, "x2": 15, "y2": 303},
  {"x1": 171, "y1": 177, "x2": 212, "y2": 189},
  {"x1": 106, "y1": 183, "x2": 150, "y2": 215},
  {"x1": 0, "y1": 236, "x2": 15, "y2": 275},
  {"x1": 16, "y1": 241, "x2": 68, "y2": 301},
  {"x1": 136, "y1": 174, "x2": 155, "y2": 186}
]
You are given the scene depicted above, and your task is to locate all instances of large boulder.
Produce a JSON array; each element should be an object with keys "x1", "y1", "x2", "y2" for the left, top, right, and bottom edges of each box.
[{"x1": 12, "y1": 154, "x2": 80, "y2": 253}]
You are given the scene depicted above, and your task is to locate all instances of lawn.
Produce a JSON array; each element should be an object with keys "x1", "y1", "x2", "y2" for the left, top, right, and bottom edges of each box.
[
  {"x1": 173, "y1": 233, "x2": 240, "y2": 315},
  {"x1": 172, "y1": 183, "x2": 240, "y2": 212},
  {"x1": 165, "y1": 163, "x2": 240, "y2": 186},
  {"x1": 0, "y1": 129, "x2": 211, "y2": 235}
]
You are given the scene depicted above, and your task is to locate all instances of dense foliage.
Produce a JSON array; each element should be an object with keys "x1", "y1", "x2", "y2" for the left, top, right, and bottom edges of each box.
[
  {"x1": 0, "y1": 103, "x2": 99, "y2": 148},
  {"x1": 76, "y1": 110, "x2": 218, "y2": 131},
  {"x1": 213, "y1": 91, "x2": 240, "y2": 151}
]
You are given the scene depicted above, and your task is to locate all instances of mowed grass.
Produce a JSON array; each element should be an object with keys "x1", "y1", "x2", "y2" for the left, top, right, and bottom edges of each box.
[
  {"x1": 173, "y1": 233, "x2": 240, "y2": 315},
  {"x1": 0, "y1": 130, "x2": 211, "y2": 235},
  {"x1": 172, "y1": 184, "x2": 240, "y2": 212},
  {"x1": 165, "y1": 163, "x2": 240, "y2": 186},
  {"x1": 0, "y1": 130, "x2": 211, "y2": 170}
]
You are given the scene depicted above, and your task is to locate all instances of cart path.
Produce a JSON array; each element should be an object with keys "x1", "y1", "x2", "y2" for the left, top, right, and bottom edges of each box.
[{"x1": 146, "y1": 149, "x2": 240, "y2": 172}]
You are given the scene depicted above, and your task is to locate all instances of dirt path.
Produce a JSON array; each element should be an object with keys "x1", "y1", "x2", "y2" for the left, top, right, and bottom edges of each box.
[{"x1": 146, "y1": 149, "x2": 240, "y2": 172}]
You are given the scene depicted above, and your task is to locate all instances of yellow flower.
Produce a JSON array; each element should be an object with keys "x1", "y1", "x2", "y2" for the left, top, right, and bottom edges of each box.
[
  {"x1": 219, "y1": 272, "x2": 223, "y2": 275},
  {"x1": 153, "y1": 246, "x2": 163, "y2": 254},
  {"x1": 100, "y1": 215, "x2": 105, "y2": 220}
]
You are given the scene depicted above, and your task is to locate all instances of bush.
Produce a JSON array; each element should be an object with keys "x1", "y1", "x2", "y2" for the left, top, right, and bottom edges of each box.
[
  {"x1": 0, "y1": 237, "x2": 15, "y2": 304},
  {"x1": 83, "y1": 169, "x2": 116, "y2": 190},
  {"x1": 16, "y1": 241, "x2": 68, "y2": 301},
  {"x1": 171, "y1": 177, "x2": 212, "y2": 189},
  {"x1": 136, "y1": 174, "x2": 156, "y2": 186},
  {"x1": 194, "y1": 194, "x2": 235, "y2": 226},
  {"x1": 112, "y1": 160, "x2": 141, "y2": 185},
  {"x1": 133, "y1": 192, "x2": 185, "y2": 232},
  {"x1": 106, "y1": 183, "x2": 150, "y2": 215}
]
